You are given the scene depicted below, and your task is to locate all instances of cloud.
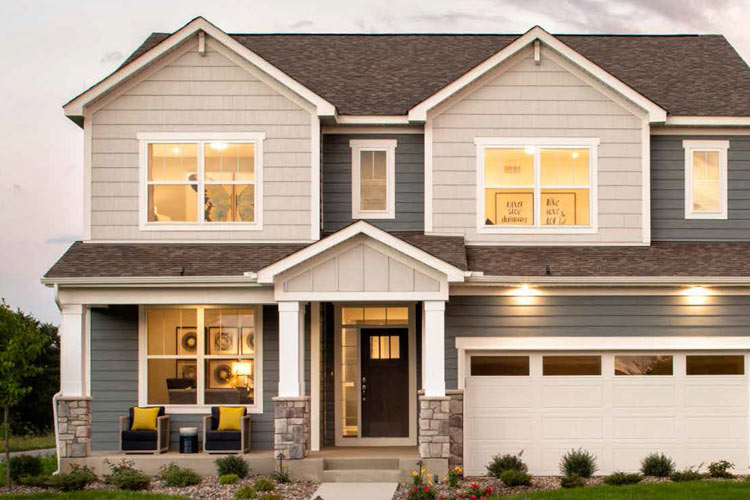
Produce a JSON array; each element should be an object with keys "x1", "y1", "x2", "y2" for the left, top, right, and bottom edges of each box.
[
  {"x1": 287, "y1": 20, "x2": 315, "y2": 30},
  {"x1": 12, "y1": 183, "x2": 21, "y2": 191},
  {"x1": 100, "y1": 51, "x2": 123, "y2": 64},
  {"x1": 45, "y1": 234, "x2": 80, "y2": 244}
]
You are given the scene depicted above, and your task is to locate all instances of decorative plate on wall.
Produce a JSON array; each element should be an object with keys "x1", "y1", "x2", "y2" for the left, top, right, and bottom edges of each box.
[
  {"x1": 208, "y1": 360, "x2": 233, "y2": 389},
  {"x1": 176, "y1": 327, "x2": 198, "y2": 355},
  {"x1": 208, "y1": 327, "x2": 238, "y2": 355}
]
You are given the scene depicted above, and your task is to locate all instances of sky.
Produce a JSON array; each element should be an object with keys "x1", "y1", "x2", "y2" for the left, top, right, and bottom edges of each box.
[{"x1": 1, "y1": 0, "x2": 749, "y2": 324}]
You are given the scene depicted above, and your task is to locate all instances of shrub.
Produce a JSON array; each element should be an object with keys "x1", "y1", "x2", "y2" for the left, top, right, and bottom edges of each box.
[
  {"x1": 216, "y1": 455, "x2": 250, "y2": 479},
  {"x1": 559, "y1": 449, "x2": 597, "y2": 478},
  {"x1": 254, "y1": 477, "x2": 275, "y2": 492},
  {"x1": 270, "y1": 468, "x2": 291, "y2": 484},
  {"x1": 257, "y1": 494, "x2": 282, "y2": 500},
  {"x1": 9, "y1": 455, "x2": 43, "y2": 481},
  {"x1": 708, "y1": 460, "x2": 734, "y2": 479},
  {"x1": 560, "y1": 474, "x2": 586, "y2": 489},
  {"x1": 17, "y1": 475, "x2": 54, "y2": 488},
  {"x1": 670, "y1": 467, "x2": 704, "y2": 482},
  {"x1": 52, "y1": 464, "x2": 97, "y2": 491},
  {"x1": 446, "y1": 465, "x2": 462, "y2": 488},
  {"x1": 159, "y1": 463, "x2": 201, "y2": 487},
  {"x1": 603, "y1": 472, "x2": 643, "y2": 486},
  {"x1": 487, "y1": 452, "x2": 527, "y2": 478},
  {"x1": 235, "y1": 486, "x2": 257, "y2": 499},
  {"x1": 640, "y1": 453, "x2": 675, "y2": 477},
  {"x1": 499, "y1": 469, "x2": 531, "y2": 487},
  {"x1": 219, "y1": 473, "x2": 239, "y2": 485}
]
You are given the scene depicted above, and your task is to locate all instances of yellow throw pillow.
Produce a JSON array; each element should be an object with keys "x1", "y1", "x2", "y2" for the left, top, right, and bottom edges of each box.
[
  {"x1": 131, "y1": 407, "x2": 160, "y2": 431},
  {"x1": 218, "y1": 406, "x2": 245, "y2": 431}
]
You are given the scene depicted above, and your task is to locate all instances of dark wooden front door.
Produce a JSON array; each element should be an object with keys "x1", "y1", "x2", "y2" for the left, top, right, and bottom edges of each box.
[{"x1": 360, "y1": 328, "x2": 409, "y2": 438}]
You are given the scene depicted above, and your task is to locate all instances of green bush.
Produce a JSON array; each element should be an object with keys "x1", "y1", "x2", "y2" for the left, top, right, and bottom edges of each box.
[
  {"x1": 235, "y1": 486, "x2": 257, "y2": 499},
  {"x1": 603, "y1": 472, "x2": 643, "y2": 486},
  {"x1": 560, "y1": 474, "x2": 586, "y2": 489},
  {"x1": 640, "y1": 453, "x2": 675, "y2": 477},
  {"x1": 108, "y1": 469, "x2": 151, "y2": 491},
  {"x1": 708, "y1": 460, "x2": 734, "y2": 479},
  {"x1": 270, "y1": 468, "x2": 291, "y2": 484},
  {"x1": 670, "y1": 467, "x2": 704, "y2": 482},
  {"x1": 253, "y1": 477, "x2": 275, "y2": 492},
  {"x1": 219, "y1": 473, "x2": 239, "y2": 485},
  {"x1": 216, "y1": 455, "x2": 250, "y2": 479},
  {"x1": 9, "y1": 454, "x2": 43, "y2": 481},
  {"x1": 559, "y1": 449, "x2": 597, "y2": 478},
  {"x1": 258, "y1": 494, "x2": 282, "y2": 500},
  {"x1": 52, "y1": 464, "x2": 97, "y2": 491},
  {"x1": 499, "y1": 469, "x2": 531, "y2": 487},
  {"x1": 487, "y1": 452, "x2": 528, "y2": 478},
  {"x1": 159, "y1": 463, "x2": 201, "y2": 487}
]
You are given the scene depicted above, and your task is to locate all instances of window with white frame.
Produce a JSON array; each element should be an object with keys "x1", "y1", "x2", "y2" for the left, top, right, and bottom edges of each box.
[
  {"x1": 138, "y1": 133, "x2": 265, "y2": 229},
  {"x1": 683, "y1": 140, "x2": 729, "y2": 219},
  {"x1": 350, "y1": 139, "x2": 396, "y2": 219},
  {"x1": 475, "y1": 138, "x2": 598, "y2": 231},
  {"x1": 143, "y1": 306, "x2": 262, "y2": 412}
]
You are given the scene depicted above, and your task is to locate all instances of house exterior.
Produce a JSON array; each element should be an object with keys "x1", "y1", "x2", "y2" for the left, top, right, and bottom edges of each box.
[{"x1": 45, "y1": 17, "x2": 750, "y2": 477}]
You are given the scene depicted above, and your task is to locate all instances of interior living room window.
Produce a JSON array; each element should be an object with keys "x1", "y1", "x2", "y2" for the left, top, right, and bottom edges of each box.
[
  {"x1": 476, "y1": 138, "x2": 597, "y2": 232},
  {"x1": 142, "y1": 305, "x2": 262, "y2": 412},
  {"x1": 139, "y1": 133, "x2": 264, "y2": 230},
  {"x1": 683, "y1": 140, "x2": 729, "y2": 219},
  {"x1": 350, "y1": 139, "x2": 397, "y2": 219}
]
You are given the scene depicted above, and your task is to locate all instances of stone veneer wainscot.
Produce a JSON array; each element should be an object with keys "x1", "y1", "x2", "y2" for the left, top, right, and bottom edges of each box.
[
  {"x1": 273, "y1": 396, "x2": 310, "y2": 459},
  {"x1": 418, "y1": 390, "x2": 463, "y2": 467},
  {"x1": 56, "y1": 397, "x2": 92, "y2": 458}
]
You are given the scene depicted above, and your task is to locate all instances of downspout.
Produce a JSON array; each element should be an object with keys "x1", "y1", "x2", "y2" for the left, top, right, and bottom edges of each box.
[{"x1": 51, "y1": 283, "x2": 62, "y2": 475}]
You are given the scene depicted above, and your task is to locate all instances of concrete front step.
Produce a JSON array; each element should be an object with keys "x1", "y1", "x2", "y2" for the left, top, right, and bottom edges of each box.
[
  {"x1": 323, "y1": 458, "x2": 400, "y2": 471},
  {"x1": 321, "y1": 469, "x2": 402, "y2": 483}
]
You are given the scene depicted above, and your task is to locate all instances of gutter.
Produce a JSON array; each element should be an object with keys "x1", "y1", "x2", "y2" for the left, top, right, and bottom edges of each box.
[
  {"x1": 41, "y1": 275, "x2": 262, "y2": 288},
  {"x1": 463, "y1": 275, "x2": 750, "y2": 287}
]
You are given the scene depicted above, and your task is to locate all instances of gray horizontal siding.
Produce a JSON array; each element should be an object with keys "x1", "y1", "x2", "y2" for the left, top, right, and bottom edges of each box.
[
  {"x1": 90, "y1": 304, "x2": 287, "y2": 451},
  {"x1": 322, "y1": 134, "x2": 424, "y2": 231},
  {"x1": 651, "y1": 135, "x2": 750, "y2": 241},
  {"x1": 445, "y1": 294, "x2": 750, "y2": 389}
]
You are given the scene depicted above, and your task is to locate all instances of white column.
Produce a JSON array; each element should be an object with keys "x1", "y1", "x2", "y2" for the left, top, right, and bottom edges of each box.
[
  {"x1": 310, "y1": 302, "x2": 321, "y2": 451},
  {"x1": 423, "y1": 300, "x2": 446, "y2": 397},
  {"x1": 278, "y1": 302, "x2": 305, "y2": 398},
  {"x1": 59, "y1": 304, "x2": 85, "y2": 397}
]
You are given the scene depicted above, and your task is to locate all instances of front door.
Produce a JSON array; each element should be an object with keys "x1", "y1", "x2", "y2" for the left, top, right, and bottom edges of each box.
[{"x1": 360, "y1": 328, "x2": 409, "y2": 437}]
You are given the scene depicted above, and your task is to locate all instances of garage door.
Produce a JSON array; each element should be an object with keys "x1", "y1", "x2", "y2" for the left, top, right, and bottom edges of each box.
[{"x1": 464, "y1": 352, "x2": 749, "y2": 476}]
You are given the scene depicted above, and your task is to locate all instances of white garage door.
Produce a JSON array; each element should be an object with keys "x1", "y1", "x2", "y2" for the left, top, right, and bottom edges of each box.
[{"x1": 464, "y1": 352, "x2": 749, "y2": 476}]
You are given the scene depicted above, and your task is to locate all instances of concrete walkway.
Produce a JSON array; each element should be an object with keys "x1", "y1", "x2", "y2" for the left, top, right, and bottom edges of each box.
[
  {"x1": 7, "y1": 448, "x2": 55, "y2": 458},
  {"x1": 311, "y1": 482, "x2": 398, "y2": 500}
]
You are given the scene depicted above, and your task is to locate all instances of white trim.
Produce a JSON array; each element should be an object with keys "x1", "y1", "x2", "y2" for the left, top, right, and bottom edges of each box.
[
  {"x1": 84, "y1": 307, "x2": 91, "y2": 397},
  {"x1": 463, "y1": 275, "x2": 750, "y2": 286},
  {"x1": 64, "y1": 17, "x2": 335, "y2": 118},
  {"x1": 43, "y1": 276, "x2": 262, "y2": 286},
  {"x1": 422, "y1": 300, "x2": 446, "y2": 397},
  {"x1": 311, "y1": 117, "x2": 321, "y2": 240},
  {"x1": 667, "y1": 116, "x2": 750, "y2": 127},
  {"x1": 335, "y1": 115, "x2": 410, "y2": 125},
  {"x1": 642, "y1": 121, "x2": 651, "y2": 244},
  {"x1": 310, "y1": 302, "x2": 321, "y2": 451},
  {"x1": 652, "y1": 127, "x2": 750, "y2": 136},
  {"x1": 76, "y1": 239, "x2": 315, "y2": 245},
  {"x1": 137, "y1": 132, "x2": 265, "y2": 231},
  {"x1": 424, "y1": 120, "x2": 433, "y2": 232},
  {"x1": 408, "y1": 26, "x2": 666, "y2": 123},
  {"x1": 83, "y1": 109, "x2": 92, "y2": 240},
  {"x1": 475, "y1": 137, "x2": 599, "y2": 234},
  {"x1": 683, "y1": 139, "x2": 729, "y2": 220},
  {"x1": 138, "y1": 304, "x2": 264, "y2": 414},
  {"x1": 450, "y1": 284, "x2": 750, "y2": 296},
  {"x1": 256, "y1": 220, "x2": 466, "y2": 283},
  {"x1": 59, "y1": 304, "x2": 85, "y2": 397},
  {"x1": 350, "y1": 139, "x2": 397, "y2": 220},
  {"x1": 323, "y1": 126, "x2": 423, "y2": 135},
  {"x1": 456, "y1": 336, "x2": 750, "y2": 352}
]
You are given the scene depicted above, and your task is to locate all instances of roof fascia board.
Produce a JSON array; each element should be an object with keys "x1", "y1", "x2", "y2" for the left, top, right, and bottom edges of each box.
[
  {"x1": 665, "y1": 116, "x2": 750, "y2": 126},
  {"x1": 256, "y1": 220, "x2": 466, "y2": 283},
  {"x1": 41, "y1": 275, "x2": 263, "y2": 287},
  {"x1": 408, "y1": 26, "x2": 667, "y2": 123},
  {"x1": 64, "y1": 17, "x2": 336, "y2": 118},
  {"x1": 465, "y1": 275, "x2": 750, "y2": 286}
]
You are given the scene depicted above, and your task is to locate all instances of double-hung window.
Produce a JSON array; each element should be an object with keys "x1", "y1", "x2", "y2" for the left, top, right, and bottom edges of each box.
[
  {"x1": 350, "y1": 139, "x2": 397, "y2": 219},
  {"x1": 476, "y1": 138, "x2": 598, "y2": 232},
  {"x1": 138, "y1": 133, "x2": 265, "y2": 229},
  {"x1": 683, "y1": 140, "x2": 729, "y2": 219}
]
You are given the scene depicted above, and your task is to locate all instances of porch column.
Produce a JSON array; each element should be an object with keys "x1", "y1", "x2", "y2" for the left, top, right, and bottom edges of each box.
[
  {"x1": 274, "y1": 301, "x2": 310, "y2": 459},
  {"x1": 57, "y1": 303, "x2": 91, "y2": 459},
  {"x1": 422, "y1": 300, "x2": 446, "y2": 397}
]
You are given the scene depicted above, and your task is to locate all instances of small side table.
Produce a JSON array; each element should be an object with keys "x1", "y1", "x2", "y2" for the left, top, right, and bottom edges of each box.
[{"x1": 179, "y1": 427, "x2": 199, "y2": 454}]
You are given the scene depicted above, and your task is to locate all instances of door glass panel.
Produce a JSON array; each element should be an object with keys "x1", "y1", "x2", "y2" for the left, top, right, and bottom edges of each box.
[
  {"x1": 341, "y1": 328, "x2": 359, "y2": 437},
  {"x1": 342, "y1": 307, "x2": 364, "y2": 326},
  {"x1": 379, "y1": 336, "x2": 390, "y2": 358},
  {"x1": 686, "y1": 355, "x2": 744, "y2": 375},
  {"x1": 543, "y1": 355, "x2": 601, "y2": 376},
  {"x1": 364, "y1": 307, "x2": 387, "y2": 325},
  {"x1": 390, "y1": 336, "x2": 400, "y2": 359},
  {"x1": 369, "y1": 336, "x2": 380, "y2": 359},
  {"x1": 386, "y1": 307, "x2": 409, "y2": 325},
  {"x1": 471, "y1": 356, "x2": 529, "y2": 376},
  {"x1": 615, "y1": 355, "x2": 673, "y2": 375}
]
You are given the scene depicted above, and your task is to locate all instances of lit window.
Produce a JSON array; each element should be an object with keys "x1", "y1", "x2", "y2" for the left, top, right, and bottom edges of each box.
[
  {"x1": 686, "y1": 355, "x2": 744, "y2": 375},
  {"x1": 476, "y1": 139, "x2": 596, "y2": 230},
  {"x1": 471, "y1": 356, "x2": 529, "y2": 376},
  {"x1": 144, "y1": 306, "x2": 261, "y2": 409},
  {"x1": 615, "y1": 355, "x2": 673, "y2": 375},
  {"x1": 543, "y1": 355, "x2": 601, "y2": 376},
  {"x1": 683, "y1": 140, "x2": 728, "y2": 219},
  {"x1": 369, "y1": 336, "x2": 401, "y2": 359},
  {"x1": 350, "y1": 139, "x2": 396, "y2": 219},
  {"x1": 140, "y1": 133, "x2": 264, "y2": 228}
]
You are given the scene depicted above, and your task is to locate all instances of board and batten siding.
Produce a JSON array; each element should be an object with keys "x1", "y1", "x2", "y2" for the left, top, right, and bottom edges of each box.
[
  {"x1": 89, "y1": 35, "x2": 313, "y2": 241},
  {"x1": 89, "y1": 304, "x2": 309, "y2": 451},
  {"x1": 652, "y1": 135, "x2": 750, "y2": 241},
  {"x1": 322, "y1": 134, "x2": 424, "y2": 232},
  {"x1": 430, "y1": 47, "x2": 644, "y2": 244},
  {"x1": 445, "y1": 294, "x2": 750, "y2": 389}
]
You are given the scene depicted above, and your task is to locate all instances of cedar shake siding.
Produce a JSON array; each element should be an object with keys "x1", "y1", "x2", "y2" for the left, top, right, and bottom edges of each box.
[
  {"x1": 89, "y1": 35, "x2": 313, "y2": 241},
  {"x1": 89, "y1": 305, "x2": 310, "y2": 451},
  {"x1": 651, "y1": 135, "x2": 750, "y2": 241},
  {"x1": 444, "y1": 295, "x2": 750, "y2": 389},
  {"x1": 322, "y1": 134, "x2": 424, "y2": 232},
  {"x1": 430, "y1": 47, "x2": 644, "y2": 245}
]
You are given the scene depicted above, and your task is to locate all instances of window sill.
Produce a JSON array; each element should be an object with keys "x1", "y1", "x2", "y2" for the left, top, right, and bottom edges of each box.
[
  {"x1": 352, "y1": 213, "x2": 396, "y2": 220},
  {"x1": 139, "y1": 223, "x2": 263, "y2": 231},
  {"x1": 684, "y1": 213, "x2": 728, "y2": 220},
  {"x1": 477, "y1": 226, "x2": 598, "y2": 235}
]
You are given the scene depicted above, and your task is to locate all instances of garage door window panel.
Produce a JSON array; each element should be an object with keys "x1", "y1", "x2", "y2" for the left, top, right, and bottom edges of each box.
[
  {"x1": 471, "y1": 356, "x2": 530, "y2": 376},
  {"x1": 543, "y1": 355, "x2": 601, "y2": 376},
  {"x1": 615, "y1": 355, "x2": 673, "y2": 376},
  {"x1": 686, "y1": 355, "x2": 745, "y2": 375}
]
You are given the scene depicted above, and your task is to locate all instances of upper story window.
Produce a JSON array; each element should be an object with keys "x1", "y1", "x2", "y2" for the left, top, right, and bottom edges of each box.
[
  {"x1": 137, "y1": 133, "x2": 265, "y2": 230},
  {"x1": 475, "y1": 138, "x2": 598, "y2": 233},
  {"x1": 350, "y1": 139, "x2": 396, "y2": 219},
  {"x1": 683, "y1": 140, "x2": 729, "y2": 219}
]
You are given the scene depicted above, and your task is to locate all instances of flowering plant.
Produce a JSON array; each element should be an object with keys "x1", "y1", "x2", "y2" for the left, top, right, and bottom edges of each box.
[
  {"x1": 463, "y1": 483, "x2": 492, "y2": 500},
  {"x1": 407, "y1": 485, "x2": 437, "y2": 500},
  {"x1": 446, "y1": 465, "x2": 463, "y2": 488}
]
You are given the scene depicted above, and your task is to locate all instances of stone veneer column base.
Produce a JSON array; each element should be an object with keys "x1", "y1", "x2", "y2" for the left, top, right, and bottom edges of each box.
[
  {"x1": 273, "y1": 396, "x2": 310, "y2": 459},
  {"x1": 56, "y1": 397, "x2": 92, "y2": 458},
  {"x1": 418, "y1": 390, "x2": 463, "y2": 467}
]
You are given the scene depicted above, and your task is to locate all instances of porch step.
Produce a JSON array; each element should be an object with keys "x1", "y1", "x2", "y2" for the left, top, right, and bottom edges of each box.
[
  {"x1": 323, "y1": 458, "x2": 400, "y2": 470},
  {"x1": 320, "y1": 469, "x2": 401, "y2": 483}
]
